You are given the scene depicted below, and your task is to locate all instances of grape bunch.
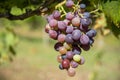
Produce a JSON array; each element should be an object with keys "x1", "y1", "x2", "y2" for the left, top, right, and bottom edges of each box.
[{"x1": 45, "y1": 0, "x2": 97, "y2": 77}]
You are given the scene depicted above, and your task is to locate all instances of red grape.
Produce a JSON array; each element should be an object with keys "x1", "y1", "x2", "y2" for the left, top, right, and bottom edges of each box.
[
  {"x1": 66, "y1": 12, "x2": 74, "y2": 20},
  {"x1": 49, "y1": 30, "x2": 57, "y2": 39},
  {"x1": 58, "y1": 34, "x2": 66, "y2": 43},
  {"x1": 66, "y1": 0, "x2": 74, "y2": 8},
  {"x1": 72, "y1": 17, "x2": 80, "y2": 27},
  {"x1": 49, "y1": 19, "x2": 58, "y2": 28},
  {"x1": 62, "y1": 59, "x2": 70, "y2": 69}
]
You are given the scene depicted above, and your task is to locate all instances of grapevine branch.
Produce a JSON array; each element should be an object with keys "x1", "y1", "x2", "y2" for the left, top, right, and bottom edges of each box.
[
  {"x1": 0, "y1": 0, "x2": 63, "y2": 20},
  {"x1": 0, "y1": 8, "x2": 42, "y2": 20}
]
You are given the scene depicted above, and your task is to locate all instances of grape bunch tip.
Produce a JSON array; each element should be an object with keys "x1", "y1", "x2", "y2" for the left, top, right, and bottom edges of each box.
[{"x1": 45, "y1": 0, "x2": 97, "y2": 77}]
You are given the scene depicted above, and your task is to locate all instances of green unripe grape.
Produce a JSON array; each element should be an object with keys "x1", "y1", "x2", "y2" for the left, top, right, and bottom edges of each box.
[{"x1": 73, "y1": 54, "x2": 81, "y2": 62}]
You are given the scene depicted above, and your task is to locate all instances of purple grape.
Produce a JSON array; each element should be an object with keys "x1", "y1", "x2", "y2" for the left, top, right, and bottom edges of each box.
[
  {"x1": 80, "y1": 34, "x2": 90, "y2": 45},
  {"x1": 53, "y1": 10, "x2": 61, "y2": 19},
  {"x1": 86, "y1": 29, "x2": 97, "y2": 38},
  {"x1": 81, "y1": 18, "x2": 92, "y2": 27},
  {"x1": 80, "y1": 4, "x2": 86, "y2": 9},
  {"x1": 66, "y1": 51, "x2": 74, "y2": 60},
  {"x1": 54, "y1": 42, "x2": 63, "y2": 51},
  {"x1": 72, "y1": 46, "x2": 81, "y2": 55},
  {"x1": 83, "y1": 12, "x2": 91, "y2": 18},
  {"x1": 70, "y1": 61, "x2": 79, "y2": 68},
  {"x1": 89, "y1": 38, "x2": 94, "y2": 45},
  {"x1": 66, "y1": 0, "x2": 74, "y2": 8},
  {"x1": 80, "y1": 44, "x2": 90, "y2": 51},
  {"x1": 72, "y1": 30, "x2": 82, "y2": 40},
  {"x1": 59, "y1": 64, "x2": 64, "y2": 70},
  {"x1": 66, "y1": 26, "x2": 74, "y2": 34},
  {"x1": 80, "y1": 23, "x2": 88, "y2": 32},
  {"x1": 47, "y1": 14, "x2": 54, "y2": 22},
  {"x1": 61, "y1": 54, "x2": 67, "y2": 59},
  {"x1": 49, "y1": 19, "x2": 58, "y2": 28},
  {"x1": 78, "y1": 56, "x2": 85, "y2": 65},
  {"x1": 66, "y1": 12, "x2": 74, "y2": 20},
  {"x1": 63, "y1": 19, "x2": 71, "y2": 25},
  {"x1": 65, "y1": 34, "x2": 74, "y2": 44},
  {"x1": 49, "y1": 30, "x2": 58, "y2": 39},
  {"x1": 58, "y1": 34, "x2": 66, "y2": 43},
  {"x1": 58, "y1": 21, "x2": 67, "y2": 31}
]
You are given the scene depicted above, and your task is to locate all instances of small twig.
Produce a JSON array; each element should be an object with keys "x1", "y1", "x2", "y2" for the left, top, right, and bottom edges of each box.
[{"x1": 90, "y1": 8, "x2": 99, "y2": 14}]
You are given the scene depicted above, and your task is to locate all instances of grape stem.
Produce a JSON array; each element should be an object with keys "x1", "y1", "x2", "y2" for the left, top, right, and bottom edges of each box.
[
  {"x1": 90, "y1": 8, "x2": 99, "y2": 14},
  {"x1": 55, "y1": 0, "x2": 66, "y2": 9}
]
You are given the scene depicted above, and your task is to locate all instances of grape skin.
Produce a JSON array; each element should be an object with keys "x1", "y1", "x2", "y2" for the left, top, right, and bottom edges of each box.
[
  {"x1": 66, "y1": 12, "x2": 74, "y2": 20},
  {"x1": 53, "y1": 10, "x2": 61, "y2": 19},
  {"x1": 80, "y1": 34, "x2": 90, "y2": 45},
  {"x1": 58, "y1": 21, "x2": 67, "y2": 31},
  {"x1": 65, "y1": 34, "x2": 74, "y2": 44},
  {"x1": 66, "y1": 26, "x2": 74, "y2": 34},
  {"x1": 86, "y1": 29, "x2": 97, "y2": 38},
  {"x1": 58, "y1": 34, "x2": 66, "y2": 43},
  {"x1": 72, "y1": 17, "x2": 80, "y2": 27},
  {"x1": 49, "y1": 30, "x2": 58, "y2": 39},
  {"x1": 72, "y1": 30, "x2": 82, "y2": 40},
  {"x1": 66, "y1": 0, "x2": 74, "y2": 8},
  {"x1": 49, "y1": 19, "x2": 58, "y2": 28}
]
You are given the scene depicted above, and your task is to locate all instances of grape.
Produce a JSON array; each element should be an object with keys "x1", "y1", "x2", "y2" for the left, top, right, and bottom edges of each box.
[
  {"x1": 70, "y1": 61, "x2": 79, "y2": 68},
  {"x1": 57, "y1": 55, "x2": 63, "y2": 63},
  {"x1": 66, "y1": 12, "x2": 74, "y2": 20},
  {"x1": 66, "y1": 0, "x2": 74, "y2": 8},
  {"x1": 81, "y1": 44, "x2": 90, "y2": 51},
  {"x1": 63, "y1": 19, "x2": 71, "y2": 25},
  {"x1": 83, "y1": 12, "x2": 91, "y2": 18},
  {"x1": 66, "y1": 26, "x2": 74, "y2": 34},
  {"x1": 80, "y1": 4, "x2": 86, "y2": 9},
  {"x1": 61, "y1": 54, "x2": 67, "y2": 60},
  {"x1": 65, "y1": 34, "x2": 74, "y2": 44},
  {"x1": 80, "y1": 34, "x2": 90, "y2": 45},
  {"x1": 72, "y1": 30, "x2": 82, "y2": 40},
  {"x1": 72, "y1": 17, "x2": 80, "y2": 27},
  {"x1": 81, "y1": 18, "x2": 92, "y2": 27},
  {"x1": 45, "y1": 1, "x2": 97, "y2": 76},
  {"x1": 79, "y1": 23, "x2": 88, "y2": 32},
  {"x1": 47, "y1": 14, "x2": 54, "y2": 22},
  {"x1": 79, "y1": 56, "x2": 85, "y2": 65},
  {"x1": 59, "y1": 64, "x2": 64, "y2": 70},
  {"x1": 63, "y1": 42, "x2": 72, "y2": 50},
  {"x1": 45, "y1": 24, "x2": 51, "y2": 33},
  {"x1": 73, "y1": 54, "x2": 81, "y2": 62},
  {"x1": 49, "y1": 19, "x2": 58, "y2": 28},
  {"x1": 58, "y1": 34, "x2": 66, "y2": 43},
  {"x1": 59, "y1": 46, "x2": 67, "y2": 54},
  {"x1": 53, "y1": 10, "x2": 61, "y2": 19},
  {"x1": 67, "y1": 67, "x2": 76, "y2": 77},
  {"x1": 62, "y1": 59, "x2": 70, "y2": 69},
  {"x1": 58, "y1": 21, "x2": 67, "y2": 31},
  {"x1": 66, "y1": 51, "x2": 74, "y2": 60},
  {"x1": 54, "y1": 42, "x2": 63, "y2": 51},
  {"x1": 89, "y1": 38, "x2": 94, "y2": 45},
  {"x1": 72, "y1": 46, "x2": 81, "y2": 55},
  {"x1": 49, "y1": 30, "x2": 58, "y2": 39},
  {"x1": 86, "y1": 29, "x2": 97, "y2": 38}
]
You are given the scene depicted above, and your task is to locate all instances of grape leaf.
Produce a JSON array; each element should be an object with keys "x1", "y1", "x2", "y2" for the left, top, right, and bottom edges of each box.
[{"x1": 102, "y1": 1, "x2": 120, "y2": 28}]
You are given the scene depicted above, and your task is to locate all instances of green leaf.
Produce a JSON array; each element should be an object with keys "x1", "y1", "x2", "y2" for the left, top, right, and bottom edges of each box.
[{"x1": 102, "y1": 1, "x2": 120, "y2": 28}]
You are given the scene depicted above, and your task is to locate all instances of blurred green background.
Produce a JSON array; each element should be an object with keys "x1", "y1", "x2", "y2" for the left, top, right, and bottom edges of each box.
[{"x1": 0, "y1": 15, "x2": 120, "y2": 80}]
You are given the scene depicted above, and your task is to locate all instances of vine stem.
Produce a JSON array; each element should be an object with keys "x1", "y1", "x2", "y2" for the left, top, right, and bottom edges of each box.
[{"x1": 90, "y1": 8, "x2": 99, "y2": 14}]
